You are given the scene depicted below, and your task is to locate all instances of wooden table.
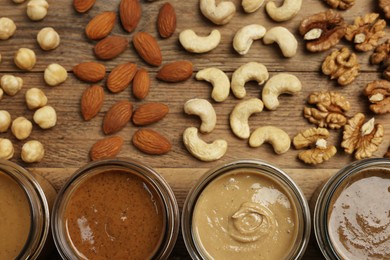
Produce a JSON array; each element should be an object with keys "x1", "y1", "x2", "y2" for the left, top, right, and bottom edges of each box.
[{"x1": 0, "y1": 0, "x2": 389, "y2": 259}]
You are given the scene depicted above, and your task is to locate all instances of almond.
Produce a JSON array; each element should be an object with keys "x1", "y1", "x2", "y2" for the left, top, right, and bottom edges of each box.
[
  {"x1": 157, "y1": 3, "x2": 176, "y2": 38},
  {"x1": 133, "y1": 32, "x2": 162, "y2": 66},
  {"x1": 94, "y1": 36, "x2": 128, "y2": 60},
  {"x1": 103, "y1": 100, "x2": 133, "y2": 134},
  {"x1": 132, "y1": 129, "x2": 171, "y2": 155},
  {"x1": 90, "y1": 136, "x2": 124, "y2": 161},
  {"x1": 73, "y1": 62, "x2": 106, "y2": 83},
  {"x1": 132, "y1": 68, "x2": 150, "y2": 100},
  {"x1": 156, "y1": 61, "x2": 193, "y2": 82},
  {"x1": 73, "y1": 0, "x2": 96, "y2": 13},
  {"x1": 119, "y1": 0, "x2": 141, "y2": 33},
  {"x1": 81, "y1": 85, "x2": 105, "y2": 121},
  {"x1": 107, "y1": 62, "x2": 137, "y2": 93},
  {"x1": 85, "y1": 12, "x2": 116, "y2": 40},
  {"x1": 132, "y1": 102, "x2": 169, "y2": 126}
]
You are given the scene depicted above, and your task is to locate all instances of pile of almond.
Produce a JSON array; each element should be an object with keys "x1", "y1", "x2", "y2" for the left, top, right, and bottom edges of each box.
[{"x1": 72, "y1": 0, "x2": 193, "y2": 160}]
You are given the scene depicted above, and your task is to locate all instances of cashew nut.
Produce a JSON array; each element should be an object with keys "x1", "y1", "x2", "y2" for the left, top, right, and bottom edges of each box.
[
  {"x1": 200, "y1": 0, "x2": 236, "y2": 25},
  {"x1": 242, "y1": 0, "x2": 264, "y2": 13},
  {"x1": 233, "y1": 24, "x2": 266, "y2": 55},
  {"x1": 196, "y1": 68, "x2": 230, "y2": 102},
  {"x1": 184, "y1": 99, "x2": 216, "y2": 133},
  {"x1": 183, "y1": 127, "x2": 227, "y2": 161},
  {"x1": 179, "y1": 29, "x2": 221, "y2": 53},
  {"x1": 230, "y1": 98, "x2": 263, "y2": 139},
  {"x1": 266, "y1": 0, "x2": 302, "y2": 22},
  {"x1": 249, "y1": 126, "x2": 291, "y2": 154},
  {"x1": 263, "y1": 26, "x2": 298, "y2": 58},
  {"x1": 231, "y1": 62, "x2": 269, "y2": 99},
  {"x1": 262, "y1": 73, "x2": 302, "y2": 110}
]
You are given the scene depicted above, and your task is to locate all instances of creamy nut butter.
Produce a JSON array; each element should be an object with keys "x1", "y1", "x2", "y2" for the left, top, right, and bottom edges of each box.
[
  {"x1": 192, "y1": 170, "x2": 300, "y2": 259},
  {"x1": 328, "y1": 169, "x2": 390, "y2": 259},
  {"x1": 0, "y1": 171, "x2": 31, "y2": 259}
]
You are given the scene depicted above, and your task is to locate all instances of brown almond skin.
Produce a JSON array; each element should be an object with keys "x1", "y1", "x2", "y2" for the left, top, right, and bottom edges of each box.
[
  {"x1": 132, "y1": 102, "x2": 169, "y2": 126},
  {"x1": 94, "y1": 36, "x2": 128, "y2": 60},
  {"x1": 103, "y1": 100, "x2": 133, "y2": 134},
  {"x1": 73, "y1": 62, "x2": 106, "y2": 83},
  {"x1": 81, "y1": 85, "x2": 105, "y2": 121},
  {"x1": 73, "y1": 0, "x2": 96, "y2": 13},
  {"x1": 132, "y1": 129, "x2": 171, "y2": 155},
  {"x1": 132, "y1": 68, "x2": 150, "y2": 100},
  {"x1": 85, "y1": 12, "x2": 116, "y2": 40},
  {"x1": 133, "y1": 32, "x2": 162, "y2": 66},
  {"x1": 156, "y1": 61, "x2": 193, "y2": 82},
  {"x1": 107, "y1": 63, "x2": 137, "y2": 93},
  {"x1": 90, "y1": 136, "x2": 124, "y2": 161},
  {"x1": 157, "y1": 3, "x2": 176, "y2": 38},
  {"x1": 119, "y1": 0, "x2": 141, "y2": 33}
]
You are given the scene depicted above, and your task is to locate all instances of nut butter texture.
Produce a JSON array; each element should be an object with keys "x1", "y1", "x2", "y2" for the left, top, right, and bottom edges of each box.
[
  {"x1": 0, "y1": 171, "x2": 31, "y2": 259},
  {"x1": 328, "y1": 169, "x2": 390, "y2": 259},
  {"x1": 192, "y1": 171, "x2": 298, "y2": 259},
  {"x1": 63, "y1": 170, "x2": 164, "y2": 259}
]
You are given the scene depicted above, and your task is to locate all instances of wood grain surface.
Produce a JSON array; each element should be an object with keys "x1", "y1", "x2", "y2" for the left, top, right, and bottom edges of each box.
[{"x1": 1, "y1": 0, "x2": 389, "y2": 259}]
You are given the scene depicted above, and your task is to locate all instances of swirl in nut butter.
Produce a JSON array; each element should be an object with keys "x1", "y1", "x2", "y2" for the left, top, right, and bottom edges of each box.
[{"x1": 192, "y1": 171, "x2": 298, "y2": 259}]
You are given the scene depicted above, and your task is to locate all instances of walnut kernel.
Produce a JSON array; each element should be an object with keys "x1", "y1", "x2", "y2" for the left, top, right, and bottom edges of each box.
[
  {"x1": 379, "y1": 0, "x2": 390, "y2": 19},
  {"x1": 363, "y1": 80, "x2": 390, "y2": 114},
  {"x1": 324, "y1": 0, "x2": 354, "y2": 10}
]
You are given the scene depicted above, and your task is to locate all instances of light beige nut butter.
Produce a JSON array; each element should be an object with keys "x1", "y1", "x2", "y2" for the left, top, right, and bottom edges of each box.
[
  {"x1": 327, "y1": 169, "x2": 390, "y2": 259},
  {"x1": 192, "y1": 170, "x2": 299, "y2": 259},
  {"x1": 0, "y1": 171, "x2": 31, "y2": 259},
  {"x1": 63, "y1": 170, "x2": 165, "y2": 259}
]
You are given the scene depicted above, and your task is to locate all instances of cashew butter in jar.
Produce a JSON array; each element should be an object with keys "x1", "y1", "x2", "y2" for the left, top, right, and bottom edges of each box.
[
  {"x1": 182, "y1": 159, "x2": 311, "y2": 260},
  {"x1": 314, "y1": 158, "x2": 390, "y2": 260},
  {"x1": 0, "y1": 160, "x2": 54, "y2": 259},
  {"x1": 52, "y1": 159, "x2": 179, "y2": 260}
]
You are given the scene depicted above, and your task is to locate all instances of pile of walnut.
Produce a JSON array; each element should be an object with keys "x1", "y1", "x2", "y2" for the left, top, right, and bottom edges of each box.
[{"x1": 0, "y1": 1, "x2": 67, "y2": 163}]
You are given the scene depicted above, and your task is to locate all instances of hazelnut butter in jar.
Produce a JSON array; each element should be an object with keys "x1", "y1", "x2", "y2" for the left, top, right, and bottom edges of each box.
[
  {"x1": 0, "y1": 159, "x2": 54, "y2": 259},
  {"x1": 314, "y1": 158, "x2": 390, "y2": 260},
  {"x1": 52, "y1": 159, "x2": 179, "y2": 259},
  {"x1": 182, "y1": 159, "x2": 311, "y2": 260}
]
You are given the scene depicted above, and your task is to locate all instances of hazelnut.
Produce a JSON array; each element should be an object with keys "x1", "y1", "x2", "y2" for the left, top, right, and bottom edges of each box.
[
  {"x1": 0, "y1": 17, "x2": 17, "y2": 40},
  {"x1": 1, "y1": 75, "x2": 23, "y2": 96},
  {"x1": 44, "y1": 63, "x2": 67, "y2": 86},
  {"x1": 33, "y1": 105, "x2": 56, "y2": 129},
  {"x1": 0, "y1": 138, "x2": 14, "y2": 160},
  {"x1": 11, "y1": 116, "x2": 32, "y2": 140},
  {"x1": 21, "y1": 140, "x2": 44, "y2": 163},
  {"x1": 37, "y1": 27, "x2": 60, "y2": 51},
  {"x1": 0, "y1": 110, "x2": 11, "y2": 132},
  {"x1": 25, "y1": 88, "x2": 48, "y2": 110},
  {"x1": 14, "y1": 48, "x2": 36, "y2": 71},
  {"x1": 27, "y1": 0, "x2": 49, "y2": 21}
]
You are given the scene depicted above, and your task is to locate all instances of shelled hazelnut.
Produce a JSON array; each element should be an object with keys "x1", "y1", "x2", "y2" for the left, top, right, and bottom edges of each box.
[
  {"x1": 44, "y1": 63, "x2": 67, "y2": 86},
  {"x1": 0, "y1": 75, "x2": 23, "y2": 96},
  {"x1": 37, "y1": 27, "x2": 60, "y2": 50},
  {"x1": 11, "y1": 116, "x2": 32, "y2": 140},
  {"x1": 27, "y1": 0, "x2": 49, "y2": 21},
  {"x1": 14, "y1": 48, "x2": 36, "y2": 71},
  {"x1": 33, "y1": 105, "x2": 57, "y2": 129},
  {"x1": 0, "y1": 138, "x2": 14, "y2": 160},
  {"x1": 0, "y1": 17, "x2": 16, "y2": 40},
  {"x1": 21, "y1": 140, "x2": 44, "y2": 163},
  {"x1": 0, "y1": 110, "x2": 11, "y2": 132},
  {"x1": 25, "y1": 88, "x2": 48, "y2": 110}
]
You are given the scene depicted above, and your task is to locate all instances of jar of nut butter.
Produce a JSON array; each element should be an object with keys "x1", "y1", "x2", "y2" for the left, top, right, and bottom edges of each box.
[
  {"x1": 0, "y1": 159, "x2": 54, "y2": 259},
  {"x1": 52, "y1": 159, "x2": 179, "y2": 260},
  {"x1": 182, "y1": 159, "x2": 311, "y2": 260},
  {"x1": 314, "y1": 158, "x2": 390, "y2": 260}
]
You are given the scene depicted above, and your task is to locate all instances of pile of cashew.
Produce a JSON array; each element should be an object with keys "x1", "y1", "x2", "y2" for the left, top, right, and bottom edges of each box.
[
  {"x1": 233, "y1": 24, "x2": 266, "y2": 55},
  {"x1": 266, "y1": 0, "x2": 302, "y2": 22},
  {"x1": 230, "y1": 98, "x2": 264, "y2": 139},
  {"x1": 200, "y1": 0, "x2": 235, "y2": 25},
  {"x1": 195, "y1": 68, "x2": 230, "y2": 102},
  {"x1": 263, "y1": 27, "x2": 298, "y2": 58},
  {"x1": 231, "y1": 62, "x2": 269, "y2": 99},
  {"x1": 179, "y1": 29, "x2": 221, "y2": 53},
  {"x1": 262, "y1": 73, "x2": 302, "y2": 110},
  {"x1": 249, "y1": 126, "x2": 291, "y2": 154},
  {"x1": 184, "y1": 99, "x2": 216, "y2": 133}
]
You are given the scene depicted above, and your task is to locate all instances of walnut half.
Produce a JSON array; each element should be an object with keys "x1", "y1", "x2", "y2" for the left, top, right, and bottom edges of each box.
[
  {"x1": 293, "y1": 127, "x2": 337, "y2": 164},
  {"x1": 364, "y1": 80, "x2": 390, "y2": 114},
  {"x1": 379, "y1": 0, "x2": 390, "y2": 19},
  {"x1": 341, "y1": 113, "x2": 384, "y2": 160},
  {"x1": 324, "y1": 0, "x2": 354, "y2": 10},
  {"x1": 370, "y1": 40, "x2": 390, "y2": 80}
]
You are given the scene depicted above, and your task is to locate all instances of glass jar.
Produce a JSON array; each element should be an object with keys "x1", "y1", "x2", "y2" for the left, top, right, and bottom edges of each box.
[
  {"x1": 314, "y1": 158, "x2": 390, "y2": 260},
  {"x1": 52, "y1": 159, "x2": 180, "y2": 260},
  {"x1": 0, "y1": 159, "x2": 51, "y2": 259},
  {"x1": 182, "y1": 159, "x2": 311, "y2": 260}
]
